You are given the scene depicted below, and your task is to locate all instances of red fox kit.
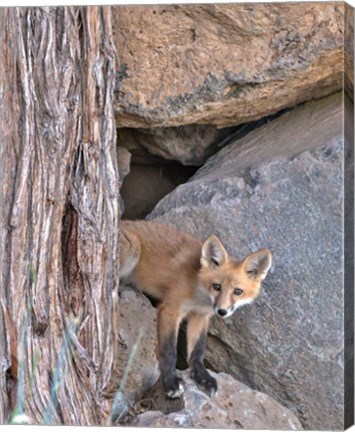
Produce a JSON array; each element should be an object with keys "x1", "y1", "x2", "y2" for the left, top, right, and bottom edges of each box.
[{"x1": 120, "y1": 220, "x2": 272, "y2": 399}]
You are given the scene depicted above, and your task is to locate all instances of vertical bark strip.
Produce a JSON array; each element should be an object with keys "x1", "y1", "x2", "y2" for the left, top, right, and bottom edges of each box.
[{"x1": 0, "y1": 7, "x2": 120, "y2": 424}]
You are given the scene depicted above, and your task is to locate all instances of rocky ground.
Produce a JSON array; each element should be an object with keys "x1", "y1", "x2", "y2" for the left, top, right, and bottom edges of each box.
[{"x1": 132, "y1": 371, "x2": 302, "y2": 429}]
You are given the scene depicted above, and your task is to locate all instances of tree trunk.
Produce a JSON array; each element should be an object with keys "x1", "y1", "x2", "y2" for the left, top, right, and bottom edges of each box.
[{"x1": 0, "y1": 6, "x2": 121, "y2": 425}]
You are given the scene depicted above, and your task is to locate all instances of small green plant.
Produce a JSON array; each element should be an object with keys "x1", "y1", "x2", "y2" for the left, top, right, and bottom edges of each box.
[
  {"x1": 10, "y1": 309, "x2": 29, "y2": 424},
  {"x1": 9, "y1": 306, "x2": 145, "y2": 426},
  {"x1": 43, "y1": 323, "x2": 74, "y2": 425},
  {"x1": 10, "y1": 310, "x2": 76, "y2": 425},
  {"x1": 109, "y1": 327, "x2": 145, "y2": 425}
]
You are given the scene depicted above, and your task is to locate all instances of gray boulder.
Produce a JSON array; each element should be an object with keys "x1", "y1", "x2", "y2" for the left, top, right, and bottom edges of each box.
[
  {"x1": 148, "y1": 94, "x2": 344, "y2": 430},
  {"x1": 117, "y1": 116, "x2": 288, "y2": 166},
  {"x1": 118, "y1": 125, "x2": 237, "y2": 166}
]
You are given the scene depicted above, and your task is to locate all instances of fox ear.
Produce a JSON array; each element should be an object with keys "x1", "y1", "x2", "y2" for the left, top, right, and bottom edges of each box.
[
  {"x1": 243, "y1": 249, "x2": 272, "y2": 281},
  {"x1": 201, "y1": 236, "x2": 228, "y2": 268}
]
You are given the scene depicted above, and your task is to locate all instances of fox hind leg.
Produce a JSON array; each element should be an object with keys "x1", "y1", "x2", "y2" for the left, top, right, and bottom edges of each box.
[
  {"x1": 187, "y1": 313, "x2": 217, "y2": 397},
  {"x1": 119, "y1": 229, "x2": 141, "y2": 280}
]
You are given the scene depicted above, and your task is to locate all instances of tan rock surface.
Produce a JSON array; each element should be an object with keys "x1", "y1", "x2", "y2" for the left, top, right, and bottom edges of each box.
[{"x1": 113, "y1": 3, "x2": 343, "y2": 128}]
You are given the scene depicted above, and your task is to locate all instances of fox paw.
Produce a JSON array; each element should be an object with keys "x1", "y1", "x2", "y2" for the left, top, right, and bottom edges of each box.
[
  {"x1": 164, "y1": 376, "x2": 184, "y2": 399},
  {"x1": 191, "y1": 368, "x2": 218, "y2": 397}
]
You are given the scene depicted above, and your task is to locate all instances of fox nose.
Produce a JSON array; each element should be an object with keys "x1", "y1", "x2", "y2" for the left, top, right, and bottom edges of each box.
[{"x1": 217, "y1": 309, "x2": 228, "y2": 317}]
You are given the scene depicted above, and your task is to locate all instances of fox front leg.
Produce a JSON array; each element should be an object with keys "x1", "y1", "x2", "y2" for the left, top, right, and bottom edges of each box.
[
  {"x1": 187, "y1": 313, "x2": 217, "y2": 397},
  {"x1": 157, "y1": 305, "x2": 184, "y2": 399}
]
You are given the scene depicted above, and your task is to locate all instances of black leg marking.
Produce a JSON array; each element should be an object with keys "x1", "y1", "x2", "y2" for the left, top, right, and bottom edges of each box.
[
  {"x1": 161, "y1": 331, "x2": 184, "y2": 399},
  {"x1": 189, "y1": 334, "x2": 217, "y2": 397}
]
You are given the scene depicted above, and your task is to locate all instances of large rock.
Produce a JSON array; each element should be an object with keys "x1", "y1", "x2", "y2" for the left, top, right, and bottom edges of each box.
[
  {"x1": 113, "y1": 3, "x2": 343, "y2": 128},
  {"x1": 118, "y1": 115, "x2": 283, "y2": 166},
  {"x1": 132, "y1": 370, "x2": 302, "y2": 429},
  {"x1": 118, "y1": 125, "x2": 237, "y2": 166},
  {"x1": 148, "y1": 94, "x2": 344, "y2": 430},
  {"x1": 193, "y1": 93, "x2": 342, "y2": 180}
]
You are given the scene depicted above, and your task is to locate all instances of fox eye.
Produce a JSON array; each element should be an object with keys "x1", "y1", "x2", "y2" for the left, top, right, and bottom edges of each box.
[
  {"x1": 234, "y1": 288, "x2": 243, "y2": 296},
  {"x1": 212, "y1": 283, "x2": 221, "y2": 291}
]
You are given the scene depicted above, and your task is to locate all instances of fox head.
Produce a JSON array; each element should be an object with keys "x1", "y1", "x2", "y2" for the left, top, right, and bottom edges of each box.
[{"x1": 199, "y1": 236, "x2": 272, "y2": 318}]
